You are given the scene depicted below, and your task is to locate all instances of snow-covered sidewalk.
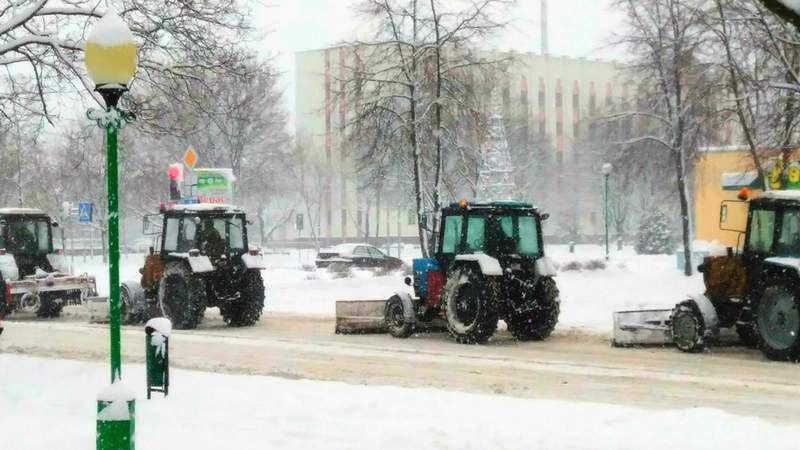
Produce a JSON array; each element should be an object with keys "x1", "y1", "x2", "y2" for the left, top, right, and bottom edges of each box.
[{"x1": 2, "y1": 354, "x2": 799, "y2": 450}]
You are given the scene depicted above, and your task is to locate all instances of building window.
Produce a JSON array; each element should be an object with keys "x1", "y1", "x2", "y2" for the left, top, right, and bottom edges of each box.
[{"x1": 408, "y1": 210, "x2": 416, "y2": 225}]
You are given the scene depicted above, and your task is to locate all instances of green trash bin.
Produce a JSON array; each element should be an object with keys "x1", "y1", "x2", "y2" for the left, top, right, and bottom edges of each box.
[
  {"x1": 97, "y1": 382, "x2": 136, "y2": 450},
  {"x1": 145, "y1": 318, "x2": 171, "y2": 399}
]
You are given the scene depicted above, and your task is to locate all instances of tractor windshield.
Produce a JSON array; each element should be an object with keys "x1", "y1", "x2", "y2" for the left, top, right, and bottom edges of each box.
[
  {"x1": 0, "y1": 217, "x2": 51, "y2": 254},
  {"x1": 456, "y1": 213, "x2": 541, "y2": 257},
  {"x1": 163, "y1": 215, "x2": 246, "y2": 256}
]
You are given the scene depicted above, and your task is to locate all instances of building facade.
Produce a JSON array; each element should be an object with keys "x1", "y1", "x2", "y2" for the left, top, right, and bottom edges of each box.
[{"x1": 287, "y1": 47, "x2": 623, "y2": 244}]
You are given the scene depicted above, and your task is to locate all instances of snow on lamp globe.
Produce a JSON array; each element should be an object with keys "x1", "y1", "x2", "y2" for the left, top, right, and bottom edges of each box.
[{"x1": 84, "y1": 12, "x2": 137, "y2": 108}]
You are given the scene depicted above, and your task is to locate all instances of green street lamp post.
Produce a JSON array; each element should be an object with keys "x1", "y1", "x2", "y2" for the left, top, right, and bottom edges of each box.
[
  {"x1": 84, "y1": 12, "x2": 138, "y2": 450},
  {"x1": 602, "y1": 163, "x2": 613, "y2": 261}
]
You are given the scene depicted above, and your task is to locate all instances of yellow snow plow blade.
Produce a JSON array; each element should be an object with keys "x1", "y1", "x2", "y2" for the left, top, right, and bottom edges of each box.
[
  {"x1": 335, "y1": 300, "x2": 387, "y2": 334},
  {"x1": 611, "y1": 309, "x2": 673, "y2": 346}
]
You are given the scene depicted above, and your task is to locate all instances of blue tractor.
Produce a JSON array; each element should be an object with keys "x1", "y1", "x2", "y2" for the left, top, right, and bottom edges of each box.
[{"x1": 384, "y1": 201, "x2": 560, "y2": 344}]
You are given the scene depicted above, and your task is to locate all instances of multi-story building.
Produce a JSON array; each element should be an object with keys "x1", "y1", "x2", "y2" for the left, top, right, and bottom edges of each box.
[{"x1": 282, "y1": 46, "x2": 623, "y2": 245}]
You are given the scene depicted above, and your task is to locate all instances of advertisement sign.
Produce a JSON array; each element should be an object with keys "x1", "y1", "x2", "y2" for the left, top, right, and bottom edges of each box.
[
  {"x1": 194, "y1": 168, "x2": 235, "y2": 204},
  {"x1": 769, "y1": 161, "x2": 800, "y2": 190}
]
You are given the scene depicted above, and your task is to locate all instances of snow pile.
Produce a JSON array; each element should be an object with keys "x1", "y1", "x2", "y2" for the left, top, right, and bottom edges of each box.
[
  {"x1": 3, "y1": 354, "x2": 800, "y2": 450},
  {"x1": 97, "y1": 399, "x2": 131, "y2": 421},
  {"x1": 97, "y1": 381, "x2": 135, "y2": 402},
  {"x1": 146, "y1": 317, "x2": 172, "y2": 337},
  {"x1": 781, "y1": 0, "x2": 800, "y2": 14},
  {"x1": 455, "y1": 253, "x2": 503, "y2": 275},
  {"x1": 87, "y1": 12, "x2": 136, "y2": 47}
]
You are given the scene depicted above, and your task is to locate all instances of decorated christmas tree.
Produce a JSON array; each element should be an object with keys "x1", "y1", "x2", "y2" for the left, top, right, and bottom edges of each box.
[{"x1": 476, "y1": 92, "x2": 517, "y2": 202}]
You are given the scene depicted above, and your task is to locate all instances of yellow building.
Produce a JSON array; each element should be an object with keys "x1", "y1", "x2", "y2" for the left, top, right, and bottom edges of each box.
[
  {"x1": 692, "y1": 147, "x2": 800, "y2": 248},
  {"x1": 693, "y1": 147, "x2": 759, "y2": 248}
]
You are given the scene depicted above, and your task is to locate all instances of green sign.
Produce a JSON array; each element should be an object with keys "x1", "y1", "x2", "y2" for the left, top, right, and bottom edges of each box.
[{"x1": 194, "y1": 168, "x2": 235, "y2": 204}]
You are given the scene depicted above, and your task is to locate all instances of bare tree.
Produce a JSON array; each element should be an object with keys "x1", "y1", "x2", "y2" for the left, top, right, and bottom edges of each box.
[
  {"x1": 614, "y1": 0, "x2": 714, "y2": 276},
  {"x1": 342, "y1": 0, "x2": 512, "y2": 256}
]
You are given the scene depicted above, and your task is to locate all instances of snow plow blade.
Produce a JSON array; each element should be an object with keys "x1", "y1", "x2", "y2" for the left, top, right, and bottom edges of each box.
[
  {"x1": 87, "y1": 296, "x2": 110, "y2": 324},
  {"x1": 335, "y1": 300, "x2": 387, "y2": 334},
  {"x1": 612, "y1": 309, "x2": 673, "y2": 346}
]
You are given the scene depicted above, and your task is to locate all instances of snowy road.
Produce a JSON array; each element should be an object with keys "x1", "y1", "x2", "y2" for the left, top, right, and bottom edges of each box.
[{"x1": 3, "y1": 312, "x2": 799, "y2": 424}]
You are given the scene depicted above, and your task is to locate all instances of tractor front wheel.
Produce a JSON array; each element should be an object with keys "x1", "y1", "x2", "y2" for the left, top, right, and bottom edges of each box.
[
  {"x1": 442, "y1": 266, "x2": 498, "y2": 344},
  {"x1": 220, "y1": 270, "x2": 265, "y2": 327},
  {"x1": 670, "y1": 302, "x2": 706, "y2": 353},
  {"x1": 506, "y1": 277, "x2": 560, "y2": 341},
  {"x1": 385, "y1": 295, "x2": 413, "y2": 338},
  {"x1": 121, "y1": 285, "x2": 142, "y2": 325},
  {"x1": 755, "y1": 283, "x2": 800, "y2": 362},
  {"x1": 158, "y1": 262, "x2": 207, "y2": 330}
]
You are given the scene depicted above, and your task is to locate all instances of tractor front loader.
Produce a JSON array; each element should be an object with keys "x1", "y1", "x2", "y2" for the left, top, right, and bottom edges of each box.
[
  {"x1": 336, "y1": 201, "x2": 560, "y2": 345},
  {"x1": 613, "y1": 189, "x2": 800, "y2": 362}
]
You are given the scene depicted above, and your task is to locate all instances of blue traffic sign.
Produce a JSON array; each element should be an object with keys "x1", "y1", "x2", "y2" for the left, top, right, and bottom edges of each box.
[{"x1": 78, "y1": 202, "x2": 93, "y2": 223}]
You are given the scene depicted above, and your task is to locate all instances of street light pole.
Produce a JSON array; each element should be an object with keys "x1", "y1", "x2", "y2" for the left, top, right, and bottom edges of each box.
[
  {"x1": 84, "y1": 12, "x2": 138, "y2": 450},
  {"x1": 602, "y1": 163, "x2": 613, "y2": 261}
]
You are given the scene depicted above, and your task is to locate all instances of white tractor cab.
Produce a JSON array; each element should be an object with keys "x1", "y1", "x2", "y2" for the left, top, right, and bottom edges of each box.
[{"x1": 0, "y1": 208, "x2": 97, "y2": 319}]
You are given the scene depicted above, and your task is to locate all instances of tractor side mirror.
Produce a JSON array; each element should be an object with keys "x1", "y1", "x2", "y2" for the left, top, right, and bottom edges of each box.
[
  {"x1": 143, "y1": 214, "x2": 162, "y2": 235},
  {"x1": 404, "y1": 276, "x2": 413, "y2": 286},
  {"x1": 51, "y1": 220, "x2": 59, "y2": 228},
  {"x1": 719, "y1": 200, "x2": 747, "y2": 233},
  {"x1": 540, "y1": 212, "x2": 550, "y2": 221}
]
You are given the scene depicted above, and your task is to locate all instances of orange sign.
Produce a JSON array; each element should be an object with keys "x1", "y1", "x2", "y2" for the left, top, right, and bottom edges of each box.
[{"x1": 183, "y1": 147, "x2": 198, "y2": 169}]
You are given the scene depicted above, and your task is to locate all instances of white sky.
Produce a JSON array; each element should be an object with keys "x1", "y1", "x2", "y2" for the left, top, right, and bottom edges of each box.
[{"x1": 253, "y1": 0, "x2": 625, "y2": 122}]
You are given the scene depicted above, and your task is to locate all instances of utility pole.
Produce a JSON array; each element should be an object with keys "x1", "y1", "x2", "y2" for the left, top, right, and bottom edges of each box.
[{"x1": 541, "y1": 0, "x2": 549, "y2": 55}]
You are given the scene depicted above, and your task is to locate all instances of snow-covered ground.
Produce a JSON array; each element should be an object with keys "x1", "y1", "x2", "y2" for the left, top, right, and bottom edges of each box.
[
  {"x1": 3, "y1": 354, "x2": 799, "y2": 450},
  {"x1": 72, "y1": 244, "x2": 703, "y2": 332}
]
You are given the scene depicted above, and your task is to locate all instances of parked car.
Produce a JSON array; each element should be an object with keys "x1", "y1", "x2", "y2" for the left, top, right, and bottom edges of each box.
[{"x1": 315, "y1": 243, "x2": 405, "y2": 270}]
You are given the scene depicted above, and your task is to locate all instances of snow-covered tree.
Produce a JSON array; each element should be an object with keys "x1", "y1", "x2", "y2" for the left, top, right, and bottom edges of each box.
[
  {"x1": 612, "y1": 0, "x2": 715, "y2": 275},
  {"x1": 342, "y1": 0, "x2": 512, "y2": 257},
  {"x1": 0, "y1": 0, "x2": 253, "y2": 122},
  {"x1": 635, "y1": 208, "x2": 675, "y2": 255}
]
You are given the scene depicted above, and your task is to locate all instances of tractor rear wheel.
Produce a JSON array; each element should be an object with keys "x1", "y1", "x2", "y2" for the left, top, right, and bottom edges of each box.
[
  {"x1": 220, "y1": 270, "x2": 265, "y2": 327},
  {"x1": 670, "y1": 302, "x2": 706, "y2": 353},
  {"x1": 158, "y1": 262, "x2": 207, "y2": 330},
  {"x1": 36, "y1": 293, "x2": 63, "y2": 318},
  {"x1": 120, "y1": 285, "x2": 142, "y2": 325},
  {"x1": 442, "y1": 266, "x2": 498, "y2": 344},
  {"x1": 385, "y1": 295, "x2": 413, "y2": 338},
  {"x1": 755, "y1": 283, "x2": 800, "y2": 362},
  {"x1": 506, "y1": 277, "x2": 560, "y2": 341}
]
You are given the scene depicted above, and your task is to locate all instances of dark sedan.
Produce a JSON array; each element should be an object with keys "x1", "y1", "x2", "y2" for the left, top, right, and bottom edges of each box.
[{"x1": 315, "y1": 243, "x2": 405, "y2": 270}]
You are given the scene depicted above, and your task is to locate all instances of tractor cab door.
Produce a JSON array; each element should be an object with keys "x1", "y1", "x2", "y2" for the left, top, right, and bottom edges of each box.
[
  {"x1": 437, "y1": 212, "x2": 464, "y2": 272},
  {"x1": 743, "y1": 204, "x2": 779, "y2": 291}
]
